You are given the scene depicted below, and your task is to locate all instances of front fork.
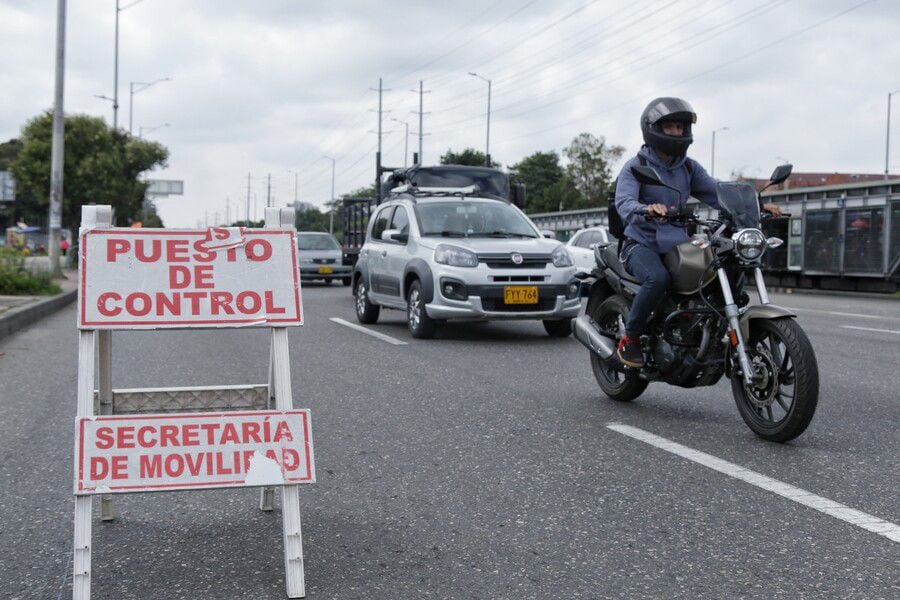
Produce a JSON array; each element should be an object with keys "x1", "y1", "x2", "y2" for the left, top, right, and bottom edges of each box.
[{"x1": 718, "y1": 267, "x2": 768, "y2": 384}]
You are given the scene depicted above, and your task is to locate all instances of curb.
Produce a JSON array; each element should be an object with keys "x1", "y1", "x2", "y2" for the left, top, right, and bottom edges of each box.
[{"x1": 0, "y1": 289, "x2": 77, "y2": 341}]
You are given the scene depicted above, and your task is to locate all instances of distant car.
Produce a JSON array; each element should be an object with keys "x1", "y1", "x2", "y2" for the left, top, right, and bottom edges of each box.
[
  {"x1": 297, "y1": 232, "x2": 352, "y2": 285},
  {"x1": 566, "y1": 226, "x2": 612, "y2": 275}
]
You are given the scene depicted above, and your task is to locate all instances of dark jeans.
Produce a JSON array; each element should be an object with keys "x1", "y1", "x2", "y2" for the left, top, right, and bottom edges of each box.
[{"x1": 622, "y1": 240, "x2": 670, "y2": 337}]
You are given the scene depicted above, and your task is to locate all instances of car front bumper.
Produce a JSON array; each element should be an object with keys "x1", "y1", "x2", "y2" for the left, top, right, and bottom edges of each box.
[{"x1": 299, "y1": 265, "x2": 352, "y2": 278}]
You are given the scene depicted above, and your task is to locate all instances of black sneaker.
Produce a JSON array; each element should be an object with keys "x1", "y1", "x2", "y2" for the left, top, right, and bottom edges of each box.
[{"x1": 616, "y1": 335, "x2": 644, "y2": 368}]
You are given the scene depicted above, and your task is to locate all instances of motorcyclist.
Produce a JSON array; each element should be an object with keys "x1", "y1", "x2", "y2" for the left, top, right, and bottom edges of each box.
[{"x1": 613, "y1": 97, "x2": 780, "y2": 367}]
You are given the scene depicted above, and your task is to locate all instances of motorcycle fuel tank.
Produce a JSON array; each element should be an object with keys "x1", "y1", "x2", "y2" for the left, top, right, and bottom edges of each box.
[{"x1": 663, "y1": 241, "x2": 715, "y2": 295}]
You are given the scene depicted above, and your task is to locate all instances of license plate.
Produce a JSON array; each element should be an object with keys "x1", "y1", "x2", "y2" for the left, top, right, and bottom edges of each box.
[
  {"x1": 317, "y1": 266, "x2": 333, "y2": 274},
  {"x1": 503, "y1": 286, "x2": 538, "y2": 304}
]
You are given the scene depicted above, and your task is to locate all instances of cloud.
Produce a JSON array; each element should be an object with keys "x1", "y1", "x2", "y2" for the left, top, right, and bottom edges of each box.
[{"x1": 0, "y1": 0, "x2": 897, "y2": 227}]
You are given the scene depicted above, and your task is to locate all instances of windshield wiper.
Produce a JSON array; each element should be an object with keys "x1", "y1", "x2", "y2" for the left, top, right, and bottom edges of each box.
[
  {"x1": 434, "y1": 230, "x2": 467, "y2": 237},
  {"x1": 480, "y1": 231, "x2": 537, "y2": 238}
]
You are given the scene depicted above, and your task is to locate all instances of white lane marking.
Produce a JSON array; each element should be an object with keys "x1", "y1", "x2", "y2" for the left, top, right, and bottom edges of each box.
[
  {"x1": 841, "y1": 325, "x2": 900, "y2": 335},
  {"x1": 607, "y1": 423, "x2": 900, "y2": 544},
  {"x1": 784, "y1": 306, "x2": 900, "y2": 322},
  {"x1": 329, "y1": 317, "x2": 408, "y2": 345}
]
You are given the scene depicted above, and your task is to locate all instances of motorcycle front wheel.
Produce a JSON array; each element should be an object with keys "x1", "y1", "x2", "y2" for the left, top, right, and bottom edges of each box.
[
  {"x1": 731, "y1": 317, "x2": 819, "y2": 442},
  {"x1": 589, "y1": 295, "x2": 649, "y2": 402}
]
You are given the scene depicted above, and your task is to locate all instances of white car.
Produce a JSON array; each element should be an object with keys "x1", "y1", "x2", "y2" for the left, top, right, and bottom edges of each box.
[{"x1": 566, "y1": 226, "x2": 612, "y2": 275}]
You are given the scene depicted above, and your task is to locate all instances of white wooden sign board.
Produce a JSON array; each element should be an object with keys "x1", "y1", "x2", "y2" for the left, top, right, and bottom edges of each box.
[
  {"x1": 76, "y1": 411, "x2": 315, "y2": 494},
  {"x1": 78, "y1": 227, "x2": 303, "y2": 328},
  {"x1": 72, "y1": 206, "x2": 311, "y2": 600}
]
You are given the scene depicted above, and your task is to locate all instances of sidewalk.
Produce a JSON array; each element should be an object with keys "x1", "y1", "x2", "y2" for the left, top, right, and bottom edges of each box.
[{"x1": 0, "y1": 268, "x2": 78, "y2": 340}]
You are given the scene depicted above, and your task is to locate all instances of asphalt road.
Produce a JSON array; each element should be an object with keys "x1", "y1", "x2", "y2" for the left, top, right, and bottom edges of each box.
[{"x1": 1, "y1": 285, "x2": 898, "y2": 599}]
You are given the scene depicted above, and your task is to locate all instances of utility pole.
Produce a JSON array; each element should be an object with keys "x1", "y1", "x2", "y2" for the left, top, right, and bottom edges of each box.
[
  {"x1": 245, "y1": 172, "x2": 251, "y2": 224},
  {"x1": 390, "y1": 118, "x2": 409, "y2": 167},
  {"x1": 225, "y1": 197, "x2": 230, "y2": 226},
  {"x1": 113, "y1": 0, "x2": 120, "y2": 128},
  {"x1": 267, "y1": 173, "x2": 272, "y2": 208},
  {"x1": 323, "y1": 156, "x2": 336, "y2": 234},
  {"x1": 293, "y1": 172, "x2": 299, "y2": 203},
  {"x1": 47, "y1": 0, "x2": 66, "y2": 277},
  {"x1": 412, "y1": 80, "x2": 431, "y2": 165}
]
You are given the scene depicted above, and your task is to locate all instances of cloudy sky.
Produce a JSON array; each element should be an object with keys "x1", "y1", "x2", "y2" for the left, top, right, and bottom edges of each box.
[{"x1": 1, "y1": 0, "x2": 897, "y2": 227}]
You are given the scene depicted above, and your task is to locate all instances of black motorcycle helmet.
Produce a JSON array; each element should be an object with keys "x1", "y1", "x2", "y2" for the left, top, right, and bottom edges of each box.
[{"x1": 640, "y1": 97, "x2": 697, "y2": 158}]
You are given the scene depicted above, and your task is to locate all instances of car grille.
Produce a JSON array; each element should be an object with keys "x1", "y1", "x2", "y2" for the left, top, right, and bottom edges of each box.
[
  {"x1": 312, "y1": 258, "x2": 337, "y2": 264},
  {"x1": 480, "y1": 298, "x2": 557, "y2": 312},
  {"x1": 477, "y1": 253, "x2": 551, "y2": 269}
]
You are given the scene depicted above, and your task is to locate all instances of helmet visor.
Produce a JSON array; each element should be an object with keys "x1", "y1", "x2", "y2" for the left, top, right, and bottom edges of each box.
[{"x1": 645, "y1": 98, "x2": 697, "y2": 125}]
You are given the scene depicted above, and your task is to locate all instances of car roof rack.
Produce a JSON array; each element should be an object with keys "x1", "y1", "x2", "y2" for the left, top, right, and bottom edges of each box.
[{"x1": 388, "y1": 183, "x2": 508, "y2": 202}]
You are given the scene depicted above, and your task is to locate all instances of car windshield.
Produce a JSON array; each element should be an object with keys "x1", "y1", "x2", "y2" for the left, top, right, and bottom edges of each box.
[
  {"x1": 717, "y1": 182, "x2": 761, "y2": 228},
  {"x1": 411, "y1": 168, "x2": 509, "y2": 198},
  {"x1": 298, "y1": 233, "x2": 340, "y2": 251},
  {"x1": 416, "y1": 200, "x2": 538, "y2": 238}
]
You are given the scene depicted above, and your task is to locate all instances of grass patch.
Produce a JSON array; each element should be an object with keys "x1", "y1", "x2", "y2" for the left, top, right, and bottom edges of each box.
[{"x1": 0, "y1": 247, "x2": 63, "y2": 295}]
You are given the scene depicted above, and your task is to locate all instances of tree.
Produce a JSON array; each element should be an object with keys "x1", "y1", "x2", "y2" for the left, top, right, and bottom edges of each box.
[
  {"x1": 509, "y1": 150, "x2": 584, "y2": 213},
  {"x1": 10, "y1": 111, "x2": 168, "y2": 236},
  {"x1": 0, "y1": 139, "x2": 22, "y2": 170},
  {"x1": 562, "y1": 133, "x2": 624, "y2": 207},
  {"x1": 440, "y1": 148, "x2": 498, "y2": 168}
]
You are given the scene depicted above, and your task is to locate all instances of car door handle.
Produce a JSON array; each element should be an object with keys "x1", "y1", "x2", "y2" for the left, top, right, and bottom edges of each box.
[{"x1": 380, "y1": 250, "x2": 387, "y2": 257}]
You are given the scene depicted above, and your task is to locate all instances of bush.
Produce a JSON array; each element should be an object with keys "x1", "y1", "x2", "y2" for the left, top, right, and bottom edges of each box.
[{"x1": 0, "y1": 247, "x2": 63, "y2": 295}]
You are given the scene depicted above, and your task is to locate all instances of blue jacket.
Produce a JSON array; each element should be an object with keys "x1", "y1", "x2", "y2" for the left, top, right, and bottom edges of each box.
[{"x1": 614, "y1": 145, "x2": 720, "y2": 254}]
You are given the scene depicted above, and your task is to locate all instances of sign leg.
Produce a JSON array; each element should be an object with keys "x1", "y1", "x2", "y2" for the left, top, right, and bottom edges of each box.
[
  {"x1": 260, "y1": 330, "x2": 276, "y2": 511},
  {"x1": 74, "y1": 329, "x2": 96, "y2": 599},
  {"x1": 272, "y1": 327, "x2": 305, "y2": 597},
  {"x1": 282, "y1": 485, "x2": 306, "y2": 598},
  {"x1": 98, "y1": 330, "x2": 115, "y2": 522}
]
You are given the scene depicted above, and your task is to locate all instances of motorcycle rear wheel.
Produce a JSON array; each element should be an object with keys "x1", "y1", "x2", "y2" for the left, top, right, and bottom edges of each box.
[
  {"x1": 731, "y1": 317, "x2": 819, "y2": 442},
  {"x1": 589, "y1": 295, "x2": 648, "y2": 402}
]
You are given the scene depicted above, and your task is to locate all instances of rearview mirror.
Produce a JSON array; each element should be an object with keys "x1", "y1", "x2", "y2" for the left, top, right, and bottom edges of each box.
[
  {"x1": 769, "y1": 164, "x2": 793, "y2": 185},
  {"x1": 631, "y1": 165, "x2": 665, "y2": 186}
]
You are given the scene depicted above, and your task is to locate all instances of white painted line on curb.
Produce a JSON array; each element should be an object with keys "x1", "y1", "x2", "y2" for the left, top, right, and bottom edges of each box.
[
  {"x1": 840, "y1": 325, "x2": 900, "y2": 335},
  {"x1": 329, "y1": 317, "x2": 408, "y2": 345},
  {"x1": 607, "y1": 423, "x2": 900, "y2": 544}
]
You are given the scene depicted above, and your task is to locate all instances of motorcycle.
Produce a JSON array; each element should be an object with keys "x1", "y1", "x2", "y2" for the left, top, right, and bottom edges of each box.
[{"x1": 573, "y1": 163, "x2": 819, "y2": 442}]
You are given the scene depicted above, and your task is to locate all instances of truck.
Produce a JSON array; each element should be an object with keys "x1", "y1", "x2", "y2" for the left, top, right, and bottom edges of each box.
[{"x1": 340, "y1": 161, "x2": 526, "y2": 267}]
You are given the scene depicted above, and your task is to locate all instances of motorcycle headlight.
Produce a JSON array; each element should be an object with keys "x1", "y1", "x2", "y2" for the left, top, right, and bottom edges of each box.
[
  {"x1": 732, "y1": 228, "x2": 766, "y2": 261},
  {"x1": 434, "y1": 244, "x2": 478, "y2": 268},
  {"x1": 551, "y1": 245, "x2": 573, "y2": 267}
]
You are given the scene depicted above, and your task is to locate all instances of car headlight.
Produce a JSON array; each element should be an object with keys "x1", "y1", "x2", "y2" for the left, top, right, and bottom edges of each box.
[
  {"x1": 434, "y1": 244, "x2": 478, "y2": 268},
  {"x1": 732, "y1": 228, "x2": 766, "y2": 261},
  {"x1": 551, "y1": 245, "x2": 573, "y2": 267}
]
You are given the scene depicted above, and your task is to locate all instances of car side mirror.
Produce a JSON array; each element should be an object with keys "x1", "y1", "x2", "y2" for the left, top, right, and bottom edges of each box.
[
  {"x1": 381, "y1": 228, "x2": 407, "y2": 243},
  {"x1": 630, "y1": 165, "x2": 665, "y2": 186},
  {"x1": 769, "y1": 164, "x2": 792, "y2": 185},
  {"x1": 588, "y1": 243, "x2": 597, "y2": 250},
  {"x1": 540, "y1": 229, "x2": 556, "y2": 239}
]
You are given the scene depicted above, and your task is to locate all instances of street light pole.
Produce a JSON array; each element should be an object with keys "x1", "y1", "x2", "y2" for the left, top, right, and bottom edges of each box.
[
  {"x1": 711, "y1": 126, "x2": 729, "y2": 178},
  {"x1": 138, "y1": 123, "x2": 170, "y2": 138},
  {"x1": 468, "y1": 72, "x2": 492, "y2": 166},
  {"x1": 886, "y1": 89, "x2": 900, "y2": 180},
  {"x1": 323, "y1": 156, "x2": 335, "y2": 234},
  {"x1": 113, "y1": 0, "x2": 120, "y2": 128},
  {"x1": 129, "y1": 77, "x2": 171, "y2": 135},
  {"x1": 47, "y1": 0, "x2": 66, "y2": 277}
]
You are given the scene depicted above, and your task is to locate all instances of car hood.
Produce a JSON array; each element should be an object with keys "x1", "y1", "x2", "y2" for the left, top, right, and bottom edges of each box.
[{"x1": 417, "y1": 237, "x2": 563, "y2": 254}]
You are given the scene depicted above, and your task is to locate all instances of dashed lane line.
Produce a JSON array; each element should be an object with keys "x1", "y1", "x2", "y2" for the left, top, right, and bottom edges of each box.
[
  {"x1": 329, "y1": 317, "x2": 408, "y2": 345},
  {"x1": 840, "y1": 325, "x2": 900, "y2": 335},
  {"x1": 607, "y1": 423, "x2": 900, "y2": 544}
]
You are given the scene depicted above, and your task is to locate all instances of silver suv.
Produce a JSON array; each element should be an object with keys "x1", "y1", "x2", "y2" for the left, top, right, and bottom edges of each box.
[{"x1": 352, "y1": 188, "x2": 581, "y2": 338}]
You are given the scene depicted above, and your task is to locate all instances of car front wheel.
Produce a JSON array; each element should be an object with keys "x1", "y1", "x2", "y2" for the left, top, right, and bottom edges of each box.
[
  {"x1": 407, "y1": 280, "x2": 436, "y2": 339},
  {"x1": 355, "y1": 278, "x2": 380, "y2": 324}
]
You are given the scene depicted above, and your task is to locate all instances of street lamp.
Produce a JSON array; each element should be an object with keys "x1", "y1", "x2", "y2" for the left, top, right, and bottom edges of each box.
[
  {"x1": 711, "y1": 126, "x2": 729, "y2": 178},
  {"x1": 112, "y1": 0, "x2": 148, "y2": 128},
  {"x1": 468, "y1": 72, "x2": 492, "y2": 166},
  {"x1": 138, "y1": 123, "x2": 170, "y2": 138},
  {"x1": 885, "y1": 88, "x2": 900, "y2": 179},
  {"x1": 390, "y1": 118, "x2": 409, "y2": 167},
  {"x1": 129, "y1": 77, "x2": 171, "y2": 135},
  {"x1": 323, "y1": 155, "x2": 336, "y2": 234}
]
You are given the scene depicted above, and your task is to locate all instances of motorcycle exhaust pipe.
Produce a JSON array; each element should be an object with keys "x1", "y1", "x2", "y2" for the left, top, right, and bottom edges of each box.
[{"x1": 572, "y1": 314, "x2": 616, "y2": 359}]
